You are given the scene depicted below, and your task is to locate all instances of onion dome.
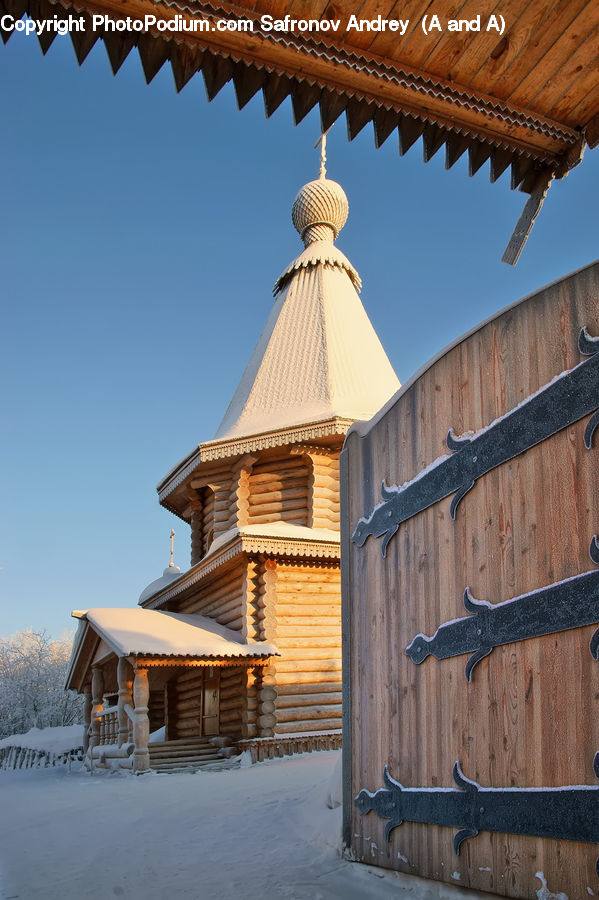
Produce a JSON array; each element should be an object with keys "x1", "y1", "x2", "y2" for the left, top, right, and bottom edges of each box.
[{"x1": 291, "y1": 176, "x2": 349, "y2": 246}]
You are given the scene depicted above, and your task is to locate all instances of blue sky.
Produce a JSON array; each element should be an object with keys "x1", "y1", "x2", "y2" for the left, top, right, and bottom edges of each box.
[{"x1": 1, "y1": 30, "x2": 598, "y2": 638}]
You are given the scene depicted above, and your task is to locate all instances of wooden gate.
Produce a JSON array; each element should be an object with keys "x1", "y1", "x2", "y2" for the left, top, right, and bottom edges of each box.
[{"x1": 341, "y1": 261, "x2": 599, "y2": 897}]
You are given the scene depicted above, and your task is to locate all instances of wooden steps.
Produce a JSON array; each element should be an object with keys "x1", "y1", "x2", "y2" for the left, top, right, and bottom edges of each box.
[{"x1": 148, "y1": 738, "x2": 226, "y2": 772}]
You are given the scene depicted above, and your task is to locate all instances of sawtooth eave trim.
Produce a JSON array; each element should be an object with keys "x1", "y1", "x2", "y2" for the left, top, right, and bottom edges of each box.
[{"x1": 4, "y1": 0, "x2": 588, "y2": 196}]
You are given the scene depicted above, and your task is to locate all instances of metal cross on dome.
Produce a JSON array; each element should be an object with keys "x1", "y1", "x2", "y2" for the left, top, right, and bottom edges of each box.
[{"x1": 169, "y1": 529, "x2": 176, "y2": 568}]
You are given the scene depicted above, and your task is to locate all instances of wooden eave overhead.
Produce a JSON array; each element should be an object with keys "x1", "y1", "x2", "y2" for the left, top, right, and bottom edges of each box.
[{"x1": 3, "y1": 1, "x2": 598, "y2": 198}]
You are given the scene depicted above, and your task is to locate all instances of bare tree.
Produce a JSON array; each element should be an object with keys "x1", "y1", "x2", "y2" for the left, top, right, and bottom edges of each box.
[{"x1": 0, "y1": 630, "x2": 82, "y2": 739}]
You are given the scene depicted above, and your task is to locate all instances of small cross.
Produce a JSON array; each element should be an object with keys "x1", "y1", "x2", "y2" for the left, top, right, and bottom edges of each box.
[{"x1": 169, "y1": 529, "x2": 175, "y2": 567}]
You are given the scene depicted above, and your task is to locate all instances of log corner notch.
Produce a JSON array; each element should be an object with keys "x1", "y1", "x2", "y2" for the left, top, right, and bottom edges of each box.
[{"x1": 2, "y1": 0, "x2": 596, "y2": 263}]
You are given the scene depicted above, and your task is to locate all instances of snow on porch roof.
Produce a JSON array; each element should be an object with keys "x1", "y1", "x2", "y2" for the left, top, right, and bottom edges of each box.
[{"x1": 72, "y1": 608, "x2": 279, "y2": 660}]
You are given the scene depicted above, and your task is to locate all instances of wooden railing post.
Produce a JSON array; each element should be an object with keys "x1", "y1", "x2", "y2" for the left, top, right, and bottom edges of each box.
[
  {"x1": 117, "y1": 657, "x2": 133, "y2": 747},
  {"x1": 133, "y1": 666, "x2": 150, "y2": 773},
  {"x1": 90, "y1": 667, "x2": 104, "y2": 751},
  {"x1": 82, "y1": 688, "x2": 92, "y2": 753}
]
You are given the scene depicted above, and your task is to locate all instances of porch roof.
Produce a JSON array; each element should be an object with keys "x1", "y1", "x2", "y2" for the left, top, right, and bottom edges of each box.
[{"x1": 71, "y1": 607, "x2": 279, "y2": 660}]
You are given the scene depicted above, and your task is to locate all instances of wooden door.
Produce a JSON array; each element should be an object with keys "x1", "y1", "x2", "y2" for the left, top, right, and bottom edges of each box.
[
  {"x1": 343, "y1": 261, "x2": 599, "y2": 897},
  {"x1": 202, "y1": 668, "x2": 220, "y2": 735}
]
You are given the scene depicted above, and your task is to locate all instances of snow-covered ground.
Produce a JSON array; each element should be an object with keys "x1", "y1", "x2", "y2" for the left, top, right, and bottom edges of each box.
[{"x1": 0, "y1": 750, "x2": 500, "y2": 900}]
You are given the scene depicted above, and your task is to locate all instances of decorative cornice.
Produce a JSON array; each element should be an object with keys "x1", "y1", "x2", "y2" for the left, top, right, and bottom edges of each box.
[
  {"x1": 130, "y1": 655, "x2": 274, "y2": 667},
  {"x1": 140, "y1": 532, "x2": 340, "y2": 609},
  {"x1": 157, "y1": 418, "x2": 351, "y2": 506}
]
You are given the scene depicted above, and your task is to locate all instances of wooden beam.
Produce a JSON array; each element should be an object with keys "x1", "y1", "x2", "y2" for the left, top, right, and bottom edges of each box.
[{"x1": 502, "y1": 171, "x2": 553, "y2": 266}]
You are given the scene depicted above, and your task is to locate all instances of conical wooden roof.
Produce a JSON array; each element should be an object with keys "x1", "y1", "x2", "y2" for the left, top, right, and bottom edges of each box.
[{"x1": 214, "y1": 175, "x2": 400, "y2": 441}]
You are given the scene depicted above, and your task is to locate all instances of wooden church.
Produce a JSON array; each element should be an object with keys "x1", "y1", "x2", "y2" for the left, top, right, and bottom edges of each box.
[{"x1": 66, "y1": 158, "x2": 400, "y2": 772}]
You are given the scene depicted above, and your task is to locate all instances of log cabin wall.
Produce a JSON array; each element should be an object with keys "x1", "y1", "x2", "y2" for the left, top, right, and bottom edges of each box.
[
  {"x1": 273, "y1": 562, "x2": 342, "y2": 734},
  {"x1": 168, "y1": 669, "x2": 204, "y2": 739},
  {"x1": 219, "y1": 666, "x2": 244, "y2": 739},
  {"x1": 343, "y1": 262, "x2": 599, "y2": 897},
  {"x1": 148, "y1": 689, "x2": 165, "y2": 734},
  {"x1": 190, "y1": 486, "x2": 215, "y2": 565},
  {"x1": 176, "y1": 565, "x2": 245, "y2": 631},
  {"x1": 247, "y1": 455, "x2": 309, "y2": 527},
  {"x1": 189, "y1": 474, "x2": 234, "y2": 564}
]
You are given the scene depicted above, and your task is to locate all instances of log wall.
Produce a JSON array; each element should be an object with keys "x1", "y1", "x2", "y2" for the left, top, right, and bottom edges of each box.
[
  {"x1": 169, "y1": 669, "x2": 203, "y2": 739},
  {"x1": 273, "y1": 563, "x2": 342, "y2": 734},
  {"x1": 248, "y1": 456, "x2": 309, "y2": 527},
  {"x1": 342, "y1": 261, "x2": 599, "y2": 897},
  {"x1": 219, "y1": 666, "x2": 244, "y2": 739},
  {"x1": 177, "y1": 565, "x2": 245, "y2": 631},
  {"x1": 307, "y1": 452, "x2": 340, "y2": 530}
]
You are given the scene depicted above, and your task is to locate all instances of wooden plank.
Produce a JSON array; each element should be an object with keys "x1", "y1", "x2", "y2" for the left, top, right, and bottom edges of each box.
[
  {"x1": 262, "y1": 71, "x2": 293, "y2": 118},
  {"x1": 319, "y1": 90, "x2": 348, "y2": 131},
  {"x1": 468, "y1": 0, "x2": 590, "y2": 99},
  {"x1": 103, "y1": 31, "x2": 135, "y2": 75},
  {"x1": 346, "y1": 97, "x2": 375, "y2": 141},
  {"x1": 233, "y1": 61, "x2": 266, "y2": 110},
  {"x1": 291, "y1": 80, "x2": 322, "y2": 125},
  {"x1": 202, "y1": 52, "x2": 234, "y2": 101},
  {"x1": 508, "y1": 3, "x2": 599, "y2": 111},
  {"x1": 137, "y1": 33, "x2": 169, "y2": 84}
]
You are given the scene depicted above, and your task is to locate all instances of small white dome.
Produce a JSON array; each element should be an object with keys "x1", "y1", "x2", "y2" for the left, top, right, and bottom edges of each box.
[
  {"x1": 138, "y1": 564, "x2": 181, "y2": 605},
  {"x1": 291, "y1": 177, "x2": 349, "y2": 246}
]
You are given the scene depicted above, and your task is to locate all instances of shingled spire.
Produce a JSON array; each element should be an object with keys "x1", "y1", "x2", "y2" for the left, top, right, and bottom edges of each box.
[{"x1": 214, "y1": 165, "x2": 400, "y2": 442}]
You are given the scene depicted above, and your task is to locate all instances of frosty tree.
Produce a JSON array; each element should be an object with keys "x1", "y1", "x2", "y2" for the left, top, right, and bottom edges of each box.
[{"x1": 0, "y1": 630, "x2": 82, "y2": 738}]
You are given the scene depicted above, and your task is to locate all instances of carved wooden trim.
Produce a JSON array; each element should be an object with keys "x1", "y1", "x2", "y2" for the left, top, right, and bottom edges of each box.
[{"x1": 158, "y1": 419, "x2": 353, "y2": 504}]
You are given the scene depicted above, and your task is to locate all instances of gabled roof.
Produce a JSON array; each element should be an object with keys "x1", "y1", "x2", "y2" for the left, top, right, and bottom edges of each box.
[
  {"x1": 213, "y1": 174, "x2": 400, "y2": 442},
  {"x1": 66, "y1": 608, "x2": 278, "y2": 689},
  {"x1": 75, "y1": 608, "x2": 278, "y2": 658}
]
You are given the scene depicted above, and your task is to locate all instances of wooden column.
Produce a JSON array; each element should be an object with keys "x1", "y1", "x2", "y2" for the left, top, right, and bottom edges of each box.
[
  {"x1": 132, "y1": 666, "x2": 150, "y2": 773},
  {"x1": 82, "y1": 688, "x2": 92, "y2": 753},
  {"x1": 117, "y1": 657, "x2": 133, "y2": 747},
  {"x1": 90, "y1": 667, "x2": 104, "y2": 751}
]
